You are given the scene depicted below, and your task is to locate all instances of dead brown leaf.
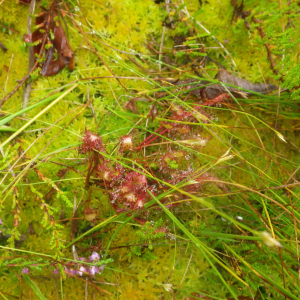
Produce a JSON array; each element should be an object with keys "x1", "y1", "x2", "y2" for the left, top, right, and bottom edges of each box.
[{"x1": 32, "y1": 9, "x2": 74, "y2": 76}]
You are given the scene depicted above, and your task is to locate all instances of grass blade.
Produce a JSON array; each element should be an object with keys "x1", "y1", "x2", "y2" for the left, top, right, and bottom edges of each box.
[{"x1": 22, "y1": 274, "x2": 48, "y2": 300}]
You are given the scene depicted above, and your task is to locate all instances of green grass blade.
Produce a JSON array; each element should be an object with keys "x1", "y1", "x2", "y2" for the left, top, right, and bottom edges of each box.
[
  {"x1": 0, "y1": 92, "x2": 64, "y2": 127},
  {"x1": 22, "y1": 274, "x2": 48, "y2": 300},
  {"x1": 224, "y1": 244, "x2": 299, "y2": 300},
  {"x1": 147, "y1": 190, "x2": 245, "y2": 300},
  {"x1": 0, "y1": 84, "x2": 77, "y2": 149}
]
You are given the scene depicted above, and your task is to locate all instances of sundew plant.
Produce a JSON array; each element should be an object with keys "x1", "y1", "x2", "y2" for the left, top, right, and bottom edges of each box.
[{"x1": 0, "y1": 0, "x2": 300, "y2": 299}]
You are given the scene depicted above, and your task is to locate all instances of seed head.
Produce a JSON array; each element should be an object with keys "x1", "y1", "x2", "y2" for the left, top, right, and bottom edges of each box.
[{"x1": 260, "y1": 231, "x2": 283, "y2": 248}]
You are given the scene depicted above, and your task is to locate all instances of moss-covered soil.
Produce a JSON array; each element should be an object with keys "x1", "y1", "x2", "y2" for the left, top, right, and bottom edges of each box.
[{"x1": 0, "y1": 0, "x2": 300, "y2": 299}]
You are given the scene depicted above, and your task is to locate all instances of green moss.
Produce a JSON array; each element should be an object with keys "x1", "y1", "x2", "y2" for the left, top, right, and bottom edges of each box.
[{"x1": 0, "y1": 0, "x2": 299, "y2": 299}]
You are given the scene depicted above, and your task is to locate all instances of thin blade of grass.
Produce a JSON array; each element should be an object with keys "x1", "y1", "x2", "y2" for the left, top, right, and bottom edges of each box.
[
  {"x1": 22, "y1": 274, "x2": 48, "y2": 300},
  {"x1": 0, "y1": 92, "x2": 64, "y2": 127},
  {"x1": 224, "y1": 244, "x2": 299, "y2": 300},
  {"x1": 147, "y1": 190, "x2": 246, "y2": 300},
  {"x1": 0, "y1": 84, "x2": 77, "y2": 149}
]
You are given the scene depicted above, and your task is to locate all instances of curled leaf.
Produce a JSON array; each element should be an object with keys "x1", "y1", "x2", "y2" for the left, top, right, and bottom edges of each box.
[
  {"x1": 124, "y1": 99, "x2": 138, "y2": 114},
  {"x1": 217, "y1": 70, "x2": 277, "y2": 94},
  {"x1": 174, "y1": 69, "x2": 277, "y2": 99}
]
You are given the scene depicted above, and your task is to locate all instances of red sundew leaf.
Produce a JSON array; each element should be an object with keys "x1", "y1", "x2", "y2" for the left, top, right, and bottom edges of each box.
[
  {"x1": 80, "y1": 130, "x2": 104, "y2": 154},
  {"x1": 32, "y1": 10, "x2": 74, "y2": 76}
]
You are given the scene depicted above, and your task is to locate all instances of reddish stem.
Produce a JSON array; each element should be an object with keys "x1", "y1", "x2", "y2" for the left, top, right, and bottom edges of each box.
[
  {"x1": 199, "y1": 93, "x2": 231, "y2": 107},
  {"x1": 139, "y1": 93, "x2": 194, "y2": 147},
  {"x1": 85, "y1": 156, "x2": 94, "y2": 188},
  {"x1": 139, "y1": 128, "x2": 169, "y2": 148},
  {"x1": 140, "y1": 125, "x2": 165, "y2": 146}
]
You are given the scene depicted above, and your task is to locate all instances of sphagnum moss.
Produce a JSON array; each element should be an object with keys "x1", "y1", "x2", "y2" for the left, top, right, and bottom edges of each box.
[{"x1": 0, "y1": 0, "x2": 300, "y2": 299}]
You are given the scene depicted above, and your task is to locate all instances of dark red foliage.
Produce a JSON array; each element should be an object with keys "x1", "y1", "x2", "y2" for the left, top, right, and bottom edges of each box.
[
  {"x1": 199, "y1": 93, "x2": 232, "y2": 107},
  {"x1": 96, "y1": 161, "x2": 123, "y2": 185},
  {"x1": 169, "y1": 170, "x2": 218, "y2": 194},
  {"x1": 32, "y1": 10, "x2": 74, "y2": 76},
  {"x1": 154, "y1": 226, "x2": 169, "y2": 235},
  {"x1": 139, "y1": 104, "x2": 210, "y2": 149},
  {"x1": 79, "y1": 123, "x2": 223, "y2": 224},
  {"x1": 109, "y1": 171, "x2": 152, "y2": 211}
]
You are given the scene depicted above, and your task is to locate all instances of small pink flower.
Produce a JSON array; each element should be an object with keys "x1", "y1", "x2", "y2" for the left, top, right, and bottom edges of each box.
[
  {"x1": 23, "y1": 34, "x2": 31, "y2": 43},
  {"x1": 89, "y1": 251, "x2": 100, "y2": 262},
  {"x1": 22, "y1": 267, "x2": 30, "y2": 274},
  {"x1": 53, "y1": 268, "x2": 60, "y2": 275},
  {"x1": 77, "y1": 266, "x2": 87, "y2": 276},
  {"x1": 89, "y1": 266, "x2": 101, "y2": 276},
  {"x1": 64, "y1": 267, "x2": 76, "y2": 276}
]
